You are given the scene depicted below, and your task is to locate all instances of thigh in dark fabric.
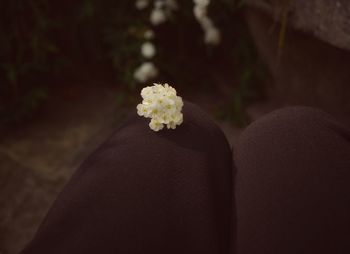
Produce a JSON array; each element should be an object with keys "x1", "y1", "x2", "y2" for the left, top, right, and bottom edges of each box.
[
  {"x1": 235, "y1": 107, "x2": 350, "y2": 254},
  {"x1": 21, "y1": 102, "x2": 235, "y2": 254}
]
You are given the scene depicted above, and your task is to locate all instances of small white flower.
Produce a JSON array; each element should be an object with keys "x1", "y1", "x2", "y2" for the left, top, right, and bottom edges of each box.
[
  {"x1": 137, "y1": 83, "x2": 184, "y2": 131},
  {"x1": 199, "y1": 16, "x2": 214, "y2": 29},
  {"x1": 149, "y1": 118, "x2": 164, "y2": 131},
  {"x1": 135, "y1": 0, "x2": 149, "y2": 10},
  {"x1": 194, "y1": 0, "x2": 210, "y2": 7},
  {"x1": 134, "y1": 62, "x2": 158, "y2": 83},
  {"x1": 141, "y1": 42, "x2": 156, "y2": 59},
  {"x1": 165, "y1": 0, "x2": 178, "y2": 10},
  {"x1": 155, "y1": 0, "x2": 165, "y2": 9},
  {"x1": 150, "y1": 8, "x2": 167, "y2": 25},
  {"x1": 193, "y1": 0, "x2": 221, "y2": 46},
  {"x1": 144, "y1": 29, "x2": 155, "y2": 40},
  {"x1": 205, "y1": 27, "x2": 221, "y2": 45},
  {"x1": 194, "y1": 5, "x2": 207, "y2": 20}
]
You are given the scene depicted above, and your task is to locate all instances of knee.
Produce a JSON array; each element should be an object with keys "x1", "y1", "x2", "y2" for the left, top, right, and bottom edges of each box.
[
  {"x1": 235, "y1": 106, "x2": 338, "y2": 166},
  {"x1": 115, "y1": 100, "x2": 231, "y2": 155},
  {"x1": 233, "y1": 106, "x2": 348, "y2": 215},
  {"x1": 234, "y1": 108, "x2": 350, "y2": 254},
  {"x1": 240, "y1": 106, "x2": 333, "y2": 142}
]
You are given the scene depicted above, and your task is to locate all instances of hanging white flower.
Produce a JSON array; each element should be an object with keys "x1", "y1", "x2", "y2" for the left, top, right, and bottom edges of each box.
[
  {"x1": 150, "y1": 8, "x2": 167, "y2": 25},
  {"x1": 194, "y1": 5, "x2": 207, "y2": 20},
  {"x1": 194, "y1": 0, "x2": 209, "y2": 5},
  {"x1": 155, "y1": 0, "x2": 165, "y2": 9},
  {"x1": 165, "y1": 0, "x2": 179, "y2": 11},
  {"x1": 205, "y1": 27, "x2": 221, "y2": 45},
  {"x1": 137, "y1": 83, "x2": 184, "y2": 131},
  {"x1": 144, "y1": 29, "x2": 155, "y2": 40},
  {"x1": 141, "y1": 42, "x2": 156, "y2": 59},
  {"x1": 198, "y1": 16, "x2": 213, "y2": 29},
  {"x1": 193, "y1": 0, "x2": 221, "y2": 46},
  {"x1": 135, "y1": 0, "x2": 149, "y2": 10},
  {"x1": 134, "y1": 62, "x2": 159, "y2": 83}
]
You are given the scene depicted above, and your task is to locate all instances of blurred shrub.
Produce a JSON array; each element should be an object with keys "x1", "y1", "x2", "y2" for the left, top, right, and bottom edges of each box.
[
  {"x1": 0, "y1": 0, "x2": 266, "y2": 126},
  {"x1": 0, "y1": 0, "x2": 58, "y2": 123}
]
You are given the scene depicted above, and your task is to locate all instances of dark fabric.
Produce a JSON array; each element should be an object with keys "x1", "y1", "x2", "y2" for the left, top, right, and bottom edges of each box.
[
  {"x1": 235, "y1": 107, "x2": 350, "y2": 254},
  {"x1": 21, "y1": 104, "x2": 350, "y2": 254},
  {"x1": 21, "y1": 102, "x2": 235, "y2": 254}
]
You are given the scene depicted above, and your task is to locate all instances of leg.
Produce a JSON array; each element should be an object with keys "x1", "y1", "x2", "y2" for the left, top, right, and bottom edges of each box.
[
  {"x1": 21, "y1": 102, "x2": 235, "y2": 254},
  {"x1": 235, "y1": 107, "x2": 350, "y2": 254}
]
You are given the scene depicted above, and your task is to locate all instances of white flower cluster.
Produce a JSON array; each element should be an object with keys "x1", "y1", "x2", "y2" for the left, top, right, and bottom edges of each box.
[
  {"x1": 144, "y1": 29, "x2": 155, "y2": 39},
  {"x1": 134, "y1": 0, "x2": 178, "y2": 83},
  {"x1": 133, "y1": 0, "x2": 219, "y2": 83},
  {"x1": 135, "y1": 0, "x2": 178, "y2": 25},
  {"x1": 135, "y1": 0, "x2": 149, "y2": 10},
  {"x1": 134, "y1": 62, "x2": 158, "y2": 83},
  {"x1": 193, "y1": 0, "x2": 221, "y2": 45},
  {"x1": 150, "y1": 0, "x2": 178, "y2": 25},
  {"x1": 137, "y1": 83, "x2": 184, "y2": 131},
  {"x1": 141, "y1": 41, "x2": 156, "y2": 59},
  {"x1": 134, "y1": 30, "x2": 158, "y2": 83}
]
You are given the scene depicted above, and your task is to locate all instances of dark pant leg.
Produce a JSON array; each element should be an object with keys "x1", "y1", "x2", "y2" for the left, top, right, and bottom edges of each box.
[
  {"x1": 21, "y1": 102, "x2": 235, "y2": 254},
  {"x1": 235, "y1": 106, "x2": 350, "y2": 254}
]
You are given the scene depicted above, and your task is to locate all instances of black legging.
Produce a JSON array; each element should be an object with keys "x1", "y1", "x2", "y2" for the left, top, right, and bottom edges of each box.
[
  {"x1": 21, "y1": 102, "x2": 350, "y2": 254},
  {"x1": 236, "y1": 107, "x2": 350, "y2": 254}
]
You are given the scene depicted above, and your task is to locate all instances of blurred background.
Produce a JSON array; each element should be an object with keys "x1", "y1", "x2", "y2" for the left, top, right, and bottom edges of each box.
[{"x1": 1, "y1": 0, "x2": 350, "y2": 253}]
